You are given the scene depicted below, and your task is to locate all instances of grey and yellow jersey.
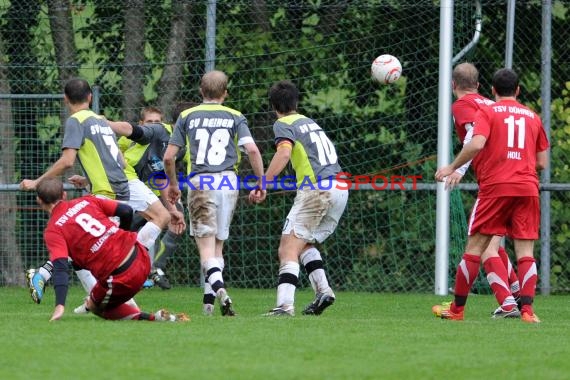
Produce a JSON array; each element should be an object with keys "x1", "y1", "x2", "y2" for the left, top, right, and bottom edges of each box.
[
  {"x1": 62, "y1": 109, "x2": 129, "y2": 200},
  {"x1": 123, "y1": 122, "x2": 187, "y2": 182},
  {"x1": 273, "y1": 114, "x2": 341, "y2": 186},
  {"x1": 169, "y1": 103, "x2": 254, "y2": 174}
]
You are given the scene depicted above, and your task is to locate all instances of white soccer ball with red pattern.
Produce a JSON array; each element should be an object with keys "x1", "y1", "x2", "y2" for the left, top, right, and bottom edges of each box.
[{"x1": 371, "y1": 54, "x2": 402, "y2": 84}]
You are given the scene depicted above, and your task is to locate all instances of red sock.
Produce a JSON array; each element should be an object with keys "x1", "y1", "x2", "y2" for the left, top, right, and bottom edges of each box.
[
  {"x1": 498, "y1": 246, "x2": 520, "y2": 296},
  {"x1": 484, "y1": 256, "x2": 514, "y2": 308},
  {"x1": 517, "y1": 256, "x2": 538, "y2": 314},
  {"x1": 101, "y1": 303, "x2": 142, "y2": 320},
  {"x1": 451, "y1": 253, "x2": 481, "y2": 312}
]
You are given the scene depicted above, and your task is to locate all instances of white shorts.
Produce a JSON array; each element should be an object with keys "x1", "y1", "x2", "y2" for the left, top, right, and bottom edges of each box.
[
  {"x1": 127, "y1": 179, "x2": 160, "y2": 212},
  {"x1": 283, "y1": 182, "x2": 348, "y2": 243},
  {"x1": 187, "y1": 171, "x2": 239, "y2": 240}
]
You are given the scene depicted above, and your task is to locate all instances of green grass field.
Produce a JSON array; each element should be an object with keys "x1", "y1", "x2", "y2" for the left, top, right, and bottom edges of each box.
[{"x1": 1, "y1": 286, "x2": 569, "y2": 380}]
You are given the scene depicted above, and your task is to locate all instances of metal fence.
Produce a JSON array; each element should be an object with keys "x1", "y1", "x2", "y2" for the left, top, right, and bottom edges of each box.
[{"x1": 0, "y1": 1, "x2": 569, "y2": 294}]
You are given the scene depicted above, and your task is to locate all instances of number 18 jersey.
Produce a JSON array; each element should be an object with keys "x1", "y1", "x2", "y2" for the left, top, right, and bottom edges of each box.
[
  {"x1": 169, "y1": 104, "x2": 254, "y2": 174},
  {"x1": 273, "y1": 114, "x2": 341, "y2": 186}
]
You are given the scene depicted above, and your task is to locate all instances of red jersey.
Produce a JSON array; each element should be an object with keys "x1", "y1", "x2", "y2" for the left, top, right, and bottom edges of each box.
[
  {"x1": 44, "y1": 195, "x2": 138, "y2": 280},
  {"x1": 452, "y1": 93, "x2": 494, "y2": 142},
  {"x1": 472, "y1": 99, "x2": 549, "y2": 198}
]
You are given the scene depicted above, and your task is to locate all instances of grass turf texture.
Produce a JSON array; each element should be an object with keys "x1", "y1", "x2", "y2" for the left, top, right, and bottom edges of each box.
[{"x1": 1, "y1": 287, "x2": 569, "y2": 380}]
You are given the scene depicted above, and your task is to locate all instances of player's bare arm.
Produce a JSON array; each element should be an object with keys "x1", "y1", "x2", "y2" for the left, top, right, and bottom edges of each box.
[
  {"x1": 243, "y1": 142, "x2": 266, "y2": 203},
  {"x1": 107, "y1": 120, "x2": 134, "y2": 137},
  {"x1": 159, "y1": 187, "x2": 186, "y2": 234},
  {"x1": 163, "y1": 144, "x2": 181, "y2": 204},
  {"x1": 435, "y1": 135, "x2": 486, "y2": 184},
  {"x1": 50, "y1": 304, "x2": 65, "y2": 322},
  {"x1": 249, "y1": 141, "x2": 291, "y2": 203},
  {"x1": 68, "y1": 174, "x2": 88, "y2": 188},
  {"x1": 265, "y1": 141, "x2": 292, "y2": 181},
  {"x1": 20, "y1": 148, "x2": 77, "y2": 191},
  {"x1": 536, "y1": 150, "x2": 548, "y2": 171}
]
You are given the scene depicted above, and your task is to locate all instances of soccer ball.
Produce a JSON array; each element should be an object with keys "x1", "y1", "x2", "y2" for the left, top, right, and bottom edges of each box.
[{"x1": 371, "y1": 54, "x2": 402, "y2": 84}]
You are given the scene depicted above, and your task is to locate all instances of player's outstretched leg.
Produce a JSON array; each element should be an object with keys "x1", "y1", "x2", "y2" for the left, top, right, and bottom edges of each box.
[
  {"x1": 26, "y1": 268, "x2": 46, "y2": 304},
  {"x1": 25, "y1": 260, "x2": 54, "y2": 304}
]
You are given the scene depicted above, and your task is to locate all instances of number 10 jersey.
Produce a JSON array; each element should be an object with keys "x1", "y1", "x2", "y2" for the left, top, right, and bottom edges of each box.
[{"x1": 273, "y1": 113, "x2": 341, "y2": 187}]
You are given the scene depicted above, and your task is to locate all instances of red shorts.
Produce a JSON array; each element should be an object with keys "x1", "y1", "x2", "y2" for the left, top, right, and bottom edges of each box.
[
  {"x1": 90, "y1": 242, "x2": 151, "y2": 310},
  {"x1": 467, "y1": 196, "x2": 540, "y2": 239}
]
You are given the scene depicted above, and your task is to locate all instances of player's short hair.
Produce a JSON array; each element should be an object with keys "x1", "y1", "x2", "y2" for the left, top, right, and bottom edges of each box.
[
  {"x1": 64, "y1": 78, "x2": 92, "y2": 104},
  {"x1": 200, "y1": 70, "x2": 228, "y2": 100},
  {"x1": 269, "y1": 80, "x2": 299, "y2": 114},
  {"x1": 140, "y1": 106, "x2": 163, "y2": 123},
  {"x1": 172, "y1": 101, "x2": 198, "y2": 121},
  {"x1": 36, "y1": 177, "x2": 64, "y2": 205},
  {"x1": 492, "y1": 68, "x2": 519, "y2": 97},
  {"x1": 452, "y1": 62, "x2": 479, "y2": 90}
]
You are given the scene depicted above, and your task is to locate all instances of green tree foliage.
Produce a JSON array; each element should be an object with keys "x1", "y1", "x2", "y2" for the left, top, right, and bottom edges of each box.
[
  {"x1": 1, "y1": 1, "x2": 569, "y2": 290},
  {"x1": 549, "y1": 82, "x2": 570, "y2": 292}
]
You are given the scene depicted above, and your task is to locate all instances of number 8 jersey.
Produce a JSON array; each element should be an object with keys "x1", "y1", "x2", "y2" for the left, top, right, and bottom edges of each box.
[
  {"x1": 44, "y1": 196, "x2": 138, "y2": 280},
  {"x1": 273, "y1": 113, "x2": 341, "y2": 187},
  {"x1": 170, "y1": 103, "x2": 255, "y2": 174}
]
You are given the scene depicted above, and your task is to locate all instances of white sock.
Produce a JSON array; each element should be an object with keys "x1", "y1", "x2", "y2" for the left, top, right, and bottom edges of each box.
[
  {"x1": 217, "y1": 257, "x2": 225, "y2": 272},
  {"x1": 501, "y1": 295, "x2": 517, "y2": 308},
  {"x1": 510, "y1": 281, "x2": 520, "y2": 295},
  {"x1": 276, "y1": 261, "x2": 299, "y2": 307},
  {"x1": 137, "y1": 222, "x2": 162, "y2": 259},
  {"x1": 203, "y1": 257, "x2": 224, "y2": 292},
  {"x1": 39, "y1": 267, "x2": 52, "y2": 281},
  {"x1": 204, "y1": 282, "x2": 216, "y2": 298},
  {"x1": 300, "y1": 247, "x2": 332, "y2": 295},
  {"x1": 147, "y1": 243, "x2": 157, "y2": 266},
  {"x1": 75, "y1": 269, "x2": 97, "y2": 293}
]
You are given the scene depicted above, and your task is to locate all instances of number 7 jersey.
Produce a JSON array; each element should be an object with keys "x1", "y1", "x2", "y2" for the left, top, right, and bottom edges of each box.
[
  {"x1": 62, "y1": 110, "x2": 129, "y2": 200},
  {"x1": 169, "y1": 103, "x2": 255, "y2": 174},
  {"x1": 273, "y1": 114, "x2": 341, "y2": 186}
]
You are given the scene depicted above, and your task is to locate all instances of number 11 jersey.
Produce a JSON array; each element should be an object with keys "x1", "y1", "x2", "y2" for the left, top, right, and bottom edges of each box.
[{"x1": 472, "y1": 99, "x2": 549, "y2": 198}]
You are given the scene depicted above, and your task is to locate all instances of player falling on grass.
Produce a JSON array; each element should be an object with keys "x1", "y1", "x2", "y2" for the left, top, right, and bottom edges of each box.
[
  {"x1": 21, "y1": 78, "x2": 175, "y2": 308},
  {"x1": 433, "y1": 62, "x2": 521, "y2": 317},
  {"x1": 118, "y1": 106, "x2": 189, "y2": 290},
  {"x1": 35, "y1": 177, "x2": 188, "y2": 322},
  {"x1": 164, "y1": 70, "x2": 265, "y2": 316},
  {"x1": 249, "y1": 80, "x2": 349, "y2": 316},
  {"x1": 434, "y1": 68, "x2": 549, "y2": 323}
]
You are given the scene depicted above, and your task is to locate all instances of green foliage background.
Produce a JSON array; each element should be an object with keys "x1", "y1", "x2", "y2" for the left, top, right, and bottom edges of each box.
[{"x1": 0, "y1": 1, "x2": 569, "y2": 292}]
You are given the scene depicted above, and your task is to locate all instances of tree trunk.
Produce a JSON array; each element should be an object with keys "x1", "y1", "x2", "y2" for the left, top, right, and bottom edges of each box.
[
  {"x1": 316, "y1": 1, "x2": 349, "y2": 35},
  {"x1": 252, "y1": 0, "x2": 270, "y2": 32},
  {"x1": 122, "y1": 0, "x2": 145, "y2": 121},
  {"x1": 47, "y1": 0, "x2": 78, "y2": 83},
  {"x1": 0, "y1": 37, "x2": 24, "y2": 286},
  {"x1": 157, "y1": 0, "x2": 192, "y2": 122}
]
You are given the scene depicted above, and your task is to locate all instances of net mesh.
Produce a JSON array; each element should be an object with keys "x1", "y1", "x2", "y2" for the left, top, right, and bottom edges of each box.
[{"x1": 1, "y1": 1, "x2": 569, "y2": 293}]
